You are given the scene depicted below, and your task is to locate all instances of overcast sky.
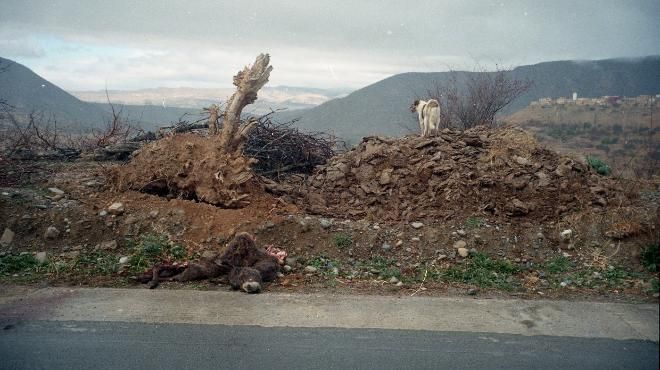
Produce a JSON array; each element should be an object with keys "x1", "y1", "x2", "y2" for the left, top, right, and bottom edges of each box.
[{"x1": 1, "y1": 0, "x2": 658, "y2": 91}]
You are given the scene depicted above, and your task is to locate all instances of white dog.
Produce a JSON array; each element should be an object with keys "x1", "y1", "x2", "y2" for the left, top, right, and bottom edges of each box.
[{"x1": 410, "y1": 99, "x2": 440, "y2": 137}]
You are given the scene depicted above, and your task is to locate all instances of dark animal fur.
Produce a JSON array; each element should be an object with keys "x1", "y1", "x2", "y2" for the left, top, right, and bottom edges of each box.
[{"x1": 140, "y1": 232, "x2": 280, "y2": 292}]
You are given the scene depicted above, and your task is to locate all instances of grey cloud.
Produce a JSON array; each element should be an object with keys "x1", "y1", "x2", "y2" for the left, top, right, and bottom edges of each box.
[{"x1": 1, "y1": 0, "x2": 658, "y2": 89}]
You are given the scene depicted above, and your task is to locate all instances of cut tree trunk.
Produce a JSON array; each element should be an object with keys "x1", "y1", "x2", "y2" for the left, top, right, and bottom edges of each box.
[{"x1": 219, "y1": 53, "x2": 273, "y2": 152}]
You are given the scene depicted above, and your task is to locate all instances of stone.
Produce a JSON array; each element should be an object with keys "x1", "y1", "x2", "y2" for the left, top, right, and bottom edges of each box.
[
  {"x1": 286, "y1": 257, "x2": 298, "y2": 266},
  {"x1": 411, "y1": 222, "x2": 424, "y2": 229},
  {"x1": 457, "y1": 229, "x2": 466, "y2": 236},
  {"x1": 99, "y1": 210, "x2": 108, "y2": 217},
  {"x1": 437, "y1": 254, "x2": 447, "y2": 260},
  {"x1": 395, "y1": 240, "x2": 403, "y2": 247},
  {"x1": 107, "y1": 202, "x2": 125, "y2": 215},
  {"x1": 411, "y1": 237, "x2": 420, "y2": 242},
  {"x1": 264, "y1": 221, "x2": 275, "y2": 229},
  {"x1": 99, "y1": 240, "x2": 118, "y2": 250},
  {"x1": 277, "y1": 272, "x2": 285, "y2": 278},
  {"x1": 283, "y1": 265, "x2": 292, "y2": 273},
  {"x1": 469, "y1": 248, "x2": 478, "y2": 256},
  {"x1": 48, "y1": 187, "x2": 65, "y2": 195},
  {"x1": 0, "y1": 228, "x2": 15, "y2": 247},
  {"x1": 396, "y1": 281, "x2": 404, "y2": 287},
  {"x1": 35, "y1": 251, "x2": 48, "y2": 264},
  {"x1": 560, "y1": 229, "x2": 573, "y2": 241},
  {"x1": 304, "y1": 266, "x2": 318, "y2": 273},
  {"x1": 389, "y1": 276, "x2": 400, "y2": 284},
  {"x1": 467, "y1": 288, "x2": 478, "y2": 296},
  {"x1": 457, "y1": 247, "x2": 469, "y2": 258},
  {"x1": 453, "y1": 240, "x2": 467, "y2": 249},
  {"x1": 319, "y1": 218, "x2": 332, "y2": 229},
  {"x1": 201, "y1": 250, "x2": 217, "y2": 259},
  {"x1": 119, "y1": 256, "x2": 130, "y2": 264},
  {"x1": 44, "y1": 226, "x2": 60, "y2": 240},
  {"x1": 299, "y1": 220, "x2": 311, "y2": 232},
  {"x1": 148, "y1": 210, "x2": 159, "y2": 218},
  {"x1": 514, "y1": 156, "x2": 530, "y2": 166},
  {"x1": 381, "y1": 243, "x2": 392, "y2": 251}
]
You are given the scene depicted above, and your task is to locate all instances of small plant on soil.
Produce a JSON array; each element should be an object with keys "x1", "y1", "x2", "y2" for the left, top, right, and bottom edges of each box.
[
  {"x1": 0, "y1": 254, "x2": 39, "y2": 275},
  {"x1": 332, "y1": 233, "x2": 352, "y2": 249},
  {"x1": 640, "y1": 243, "x2": 658, "y2": 272},
  {"x1": 544, "y1": 256, "x2": 573, "y2": 274},
  {"x1": 127, "y1": 233, "x2": 187, "y2": 272},
  {"x1": 442, "y1": 253, "x2": 520, "y2": 289},
  {"x1": 587, "y1": 155, "x2": 611, "y2": 176},
  {"x1": 465, "y1": 216, "x2": 485, "y2": 228}
]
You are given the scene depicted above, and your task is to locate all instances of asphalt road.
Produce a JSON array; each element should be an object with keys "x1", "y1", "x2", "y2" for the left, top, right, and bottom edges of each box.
[{"x1": 1, "y1": 320, "x2": 658, "y2": 370}]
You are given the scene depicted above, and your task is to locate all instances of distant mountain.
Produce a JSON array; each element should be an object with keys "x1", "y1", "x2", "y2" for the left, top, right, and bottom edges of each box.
[
  {"x1": 70, "y1": 86, "x2": 351, "y2": 115},
  {"x1": 0, "y1": 57, "x2": 199, "y2": 131},
  {"x1": 273, "y1": 56, "x2": 660, "y2": 142}
]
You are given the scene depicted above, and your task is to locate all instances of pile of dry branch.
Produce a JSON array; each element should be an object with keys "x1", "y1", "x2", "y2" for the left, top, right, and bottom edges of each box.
[{"x1": 244, "y1": 112, "x2": 335, "y2": 179}]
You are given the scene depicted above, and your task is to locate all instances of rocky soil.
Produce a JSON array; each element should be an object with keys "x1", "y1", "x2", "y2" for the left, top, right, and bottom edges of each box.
[{"x1": 0, "y1": 127, "x2": 658, "y2": 300}]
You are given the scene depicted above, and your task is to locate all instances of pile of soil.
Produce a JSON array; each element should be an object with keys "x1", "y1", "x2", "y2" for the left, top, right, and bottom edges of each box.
[
  {"x1": 304, "y1": 127, "x2": 632, "y2": 222},
  {"x1": 109, "y1": 134, "x2": 260, "y2": 208}
]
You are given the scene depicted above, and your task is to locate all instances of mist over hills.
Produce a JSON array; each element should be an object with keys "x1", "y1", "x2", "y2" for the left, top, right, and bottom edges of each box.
[
  {"x1": 2, "y1": 56, "x2": 658, "y2": 139},
  {"x1": 273, "y1": 56, "x2": 660, "y2": 142}
]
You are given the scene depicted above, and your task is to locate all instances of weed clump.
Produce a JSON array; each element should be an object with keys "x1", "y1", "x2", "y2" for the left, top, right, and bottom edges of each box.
[{"x1": 587, "y1": 156, "x2": 611, "y2": 176}]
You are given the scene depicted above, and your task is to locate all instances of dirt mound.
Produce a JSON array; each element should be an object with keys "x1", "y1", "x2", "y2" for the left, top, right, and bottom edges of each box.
[
  {"x1": 304, "y1": 127, "x2": 631, "y2": 222},
  {"x1": 109, "y1": 134, "x2": 260, "y2": 208}
]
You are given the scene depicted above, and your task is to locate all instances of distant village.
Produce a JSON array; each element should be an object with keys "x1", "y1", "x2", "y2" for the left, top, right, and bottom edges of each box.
[{"x1": 530, "y1": 94, "x2": 659, "y2": 108}]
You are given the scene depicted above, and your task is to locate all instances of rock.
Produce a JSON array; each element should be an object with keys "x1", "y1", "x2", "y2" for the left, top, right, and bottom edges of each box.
[
  {"x1": 84, "y1": 180, "x2": 100, "y2": 187},
  {"x1": 319, "y1": 218, "x2": 332, "y2": 229},
  {"x1": 99, "y1": 240, "x2": 118, "y2": 250},
  {"x1": 381, "y1": 243, "x2": 392, "y2": 251},
  {"x1": 48, "y1": 187, "x2": 65, "y2": 195},
  {"x1": 560, "y1": 229, "x2": 573, "y2": 241},
  {"x1": 264, "y1": 221, "x2": 275, "y2": 229},
  {"x1": 107, "y1": 202, "x2": 125, "y2": 215},
  {"x1": 277, "y1": 272, "x2": 285, "y2": 278},
  {"x1": 304, "y1": 266, "x2": 318, "y2": 273},
  {"x1": 395, "y1": 240, "x2": 403, "y2": 247},
  {"x1": 437, "y1": 254, "x2": 447, "y2": 260},
  {"x1": 411, "y1": 237, "x2": 420, "y2": 242},
  {"x1": 457, "y1": 247, "x2": 469, "y2": 258},
  {"x1": 469, "y1": 248, "x2": 478, "y2": 256},
  {"x1": 44, "y1": 226, "x2": 60, "y2": 240},
  {"x1": 331, "y1": 267, "x2": 339, "y2": 275},
  {"x1": 148, "y1": 210, "x2": 159, "y2": 218},
  {"x1": 98, "y1": 210, "x2": 108, "y2": 217},
  {"x1": 560, "y1": 281, "x2": 568, "y2": 287},
  {"x1": 283, "y1": 265, "x2": 292, "y2": 273},
  {"x1": 372, "y1": 224, "x2": 381, "y2": 230},
  {"x1": 0, "y1": 228, "x2": 15, "y2": 247},
  {"x1": 286, "y1": 257, "x2": 298, "y2": 266},
  {"x1": 467, "y1": 288, "x2": 478, "y2": 296},
  {"x1": 396, "y1": 281, "x2": 404, "y2": 287},
  {"x1": 201, "y1": 250, "x2": 217, "y2": 259},
  {"x1": 457, "y1": 229, "x2": 466, "y2": 236},
  {"x1": 536, "y1": 232, "x2": 545, "y2": 240},
  {"x1": 453, "y1": 240, "x2": 467, "y2": 249},
  {"x1": 411, "y1": 222, "x2": 424, "y2": 229},
  {"x1": 299, "y1": 220, "x2": 311, "y2": 232},
  {"x1": 514, "y1": 156, "x2": 530, "y2": 166},
  {"x1": 35, "y1": 251, "x2": 48, "y2": 264},
  {"x1": 389, "y1": 276, "x2": 400, "y2": 284},
  {"x1": 119, "y1": 256, "x2": 130, "y2": 264}
]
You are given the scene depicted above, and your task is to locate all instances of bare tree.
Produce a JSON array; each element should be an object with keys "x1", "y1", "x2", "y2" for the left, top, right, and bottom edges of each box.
[
  {"x1": 0, "y1": 59, "x2": 14, "y2": 111},
  {"x1": 428, "y1": 68, "x2": 532, "y2": 130}
]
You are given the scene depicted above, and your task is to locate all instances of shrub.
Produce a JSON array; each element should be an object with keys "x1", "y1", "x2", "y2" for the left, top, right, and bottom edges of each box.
[
  {"x1": 641, "y1": 244, "x2": 658, "y2": 272},
  {"x1": 587, "y1": 156, "x2": 611, "y2": 176},
  {"x1": 332, "y1": 233, "x2": 352, "y2": 249}
]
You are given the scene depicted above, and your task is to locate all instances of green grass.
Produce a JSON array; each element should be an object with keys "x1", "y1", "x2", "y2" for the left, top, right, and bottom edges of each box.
[
  {"x1": 441, "y1": 253, "x2": 520, "y2": 289},
  {"x1": 0, "y1": 254, "x2": 39, "y2": 275},
  {"x1": 544, "y1": 256, "x2": 573, "y2": 274},
  {"x1": 465, "y1": 216, "x2": 485, "y2": 228},
  {"x1": 587, "y1": 156, "x2": 611, "y2": 176},
  {"x1": 332, "y1": 233, "x2": 352, "y2": 249},
  {"x1": 126, "y1": 233, "x2": 187, "y2": 273}
]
